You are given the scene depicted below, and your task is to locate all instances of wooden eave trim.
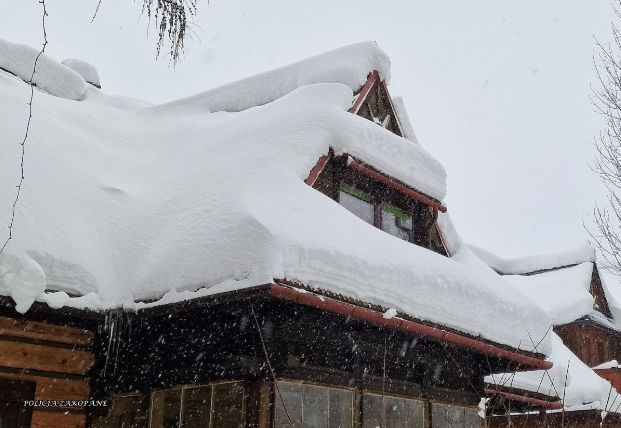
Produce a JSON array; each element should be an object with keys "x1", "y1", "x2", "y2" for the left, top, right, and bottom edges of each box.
[
  {"x1": 349, "y1": 71, "x2": 380, "y2": 114},
  {"x1": 304, "y1": 153, "x2": 331, "y2": 187},
  {"x1": 269, "y1": 283, "x2": 552, "y2": 370},
  {"x1": 484, "y1": 387, "x2": 563, "y2": 410},
  {"x1": 348, "y1": 159, "x2": 447, "y2": 213}
]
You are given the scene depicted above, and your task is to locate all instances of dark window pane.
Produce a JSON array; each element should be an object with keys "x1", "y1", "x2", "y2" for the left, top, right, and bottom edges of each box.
[
  {"x1": 464, "y1": 408, "x2": 482, "y2": 428},
  {"x1": 339, "y1": 188, "x2": 374, "y2": 225},
  {"x1": 212, "y1": 382, "x2": 246, "y2": 428},
  {"x1": 274, "y1": 382, "x2": 303, "y2": 427},
  {"x1": 92, "y1": 394, "x2": 148, "y2": 428},
  {"x1": 302, "y1": 385, "x2": 328, "y2": 428},
  {"x1": 151, "y1": 389, "x2": 181, "y2": 428},
  {"x1": 432, "y1": 403, "x2": 480, "y2": 428},
  {"x1": 274, "y1": 382, "x2": 353, "y2": 428},
  {"x1": 381, "y1": 204, "x2": 412, "y2": 241},
  {"x1": 362, "y1": 395, "x2": 382, "y2": 428},
  {"x1": 181, "y1": 386, "x2": 211, "y2": 428},
  {"x1": 363, "y1": 394, "x2": 424, "y2": 428},
  {"x1": 328, "y1": 389, "x2": 353, "y2": 428}
]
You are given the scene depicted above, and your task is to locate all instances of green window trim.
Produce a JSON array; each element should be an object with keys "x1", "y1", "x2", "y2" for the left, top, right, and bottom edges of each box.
[
  {"x1": 340, "y1": 183, "x2": 374, "y2": 203},
  {"x1": 382, "y1": 203, "x2": 411, "y2": 222}
]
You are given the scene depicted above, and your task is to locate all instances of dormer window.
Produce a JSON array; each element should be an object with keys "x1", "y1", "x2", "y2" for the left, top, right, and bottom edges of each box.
[
  {"x1": 382, "y1": 203, "x2": 413, "y2": 241},
  {"x1": 339, "y1": 184, "x2": 374, "y2": 225},
  {"x1": 339, "y1": 183, "x2": 415, "y2": 243},
  {"x1": 309, "y1": 154, "x2": 448, "y2": 256}
]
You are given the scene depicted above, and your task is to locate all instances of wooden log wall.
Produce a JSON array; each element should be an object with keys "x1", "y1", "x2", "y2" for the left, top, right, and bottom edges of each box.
[{"x1": 0, "y1": 315, "x2": 95, "y2": 428}]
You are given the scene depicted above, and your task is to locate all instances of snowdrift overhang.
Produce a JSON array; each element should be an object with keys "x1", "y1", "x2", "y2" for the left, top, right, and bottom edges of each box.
[{"x1": 125, "y1": 282, "x2": 551, "y2": 371}]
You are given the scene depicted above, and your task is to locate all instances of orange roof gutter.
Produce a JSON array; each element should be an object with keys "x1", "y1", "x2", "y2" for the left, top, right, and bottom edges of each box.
[
  {"x1": 269, "y1": 283, "x2": 552, "y2": 370},
  {"x1": 484, "y1": 388, "x2": 563, "y2": 410}
]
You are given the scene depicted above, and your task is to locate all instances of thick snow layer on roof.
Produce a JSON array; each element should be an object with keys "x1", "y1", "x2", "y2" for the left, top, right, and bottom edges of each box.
[
  {"x1": 159, "y1": 41, "x2": 391, "y2": 113},
  {"x1": 0, "y1": 42, "x2": 550, "y2": 354},
  {"x1": 62, "y1": 59, "x2": 100, "y2": 87},
  {"x1": 593, "y1": 360, "x2": 619, "y2": 370},
  {"x1": 391, "y1": 96, "x2": 419, "y2": 144},
  {"x1": 504, "y1": 262, "x2": 595, "y2": 325},
  {"x1": 0, "y1": 38, "x2": 86, "y2": 100},
  {"x1": 471, "y1": 243, "x2": 595, "y2": 275},
  {"x1": 486, "y1": 333, "x2": 621, "y2": 413}
]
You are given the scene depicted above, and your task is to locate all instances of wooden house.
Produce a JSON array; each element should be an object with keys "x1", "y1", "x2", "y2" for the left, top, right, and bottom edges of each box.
[
  {"x1": 0, "y1": 42, "x2": 555, "y2": 428},
  {"x1": 478, "y1": 249, "x2": 621, "y2": 427}
]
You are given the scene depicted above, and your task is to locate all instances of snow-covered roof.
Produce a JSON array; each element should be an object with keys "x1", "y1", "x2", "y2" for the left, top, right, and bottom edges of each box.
[
  {"x1": 471, "y1": 243, "x2": 595, "y2": 275},
  {"x1": 504, "y1": 262, "x2": 596, "y2": 325},
  {"x1": 0, "y1": 39, "x2": 552, "y2": 356},
  {"x1": 486, "y1": 332, "x2": 621, "y2": 414},
  {"x1": 0, "y1": 38, "x2": 86, "y2": 100},
  {"x1": 62, "y1": 59, "x2": 101, "y2": 88}
]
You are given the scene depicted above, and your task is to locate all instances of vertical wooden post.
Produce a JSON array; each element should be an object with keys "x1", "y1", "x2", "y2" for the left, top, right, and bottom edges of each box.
[{"x1": 258, "y1": 379, "x2": 274, "y2": 428}]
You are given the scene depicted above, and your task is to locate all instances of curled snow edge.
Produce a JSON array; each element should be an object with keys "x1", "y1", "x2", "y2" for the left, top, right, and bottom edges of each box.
[{"x1": 0, "y1": 38, "x2": 86, "y2": 100}]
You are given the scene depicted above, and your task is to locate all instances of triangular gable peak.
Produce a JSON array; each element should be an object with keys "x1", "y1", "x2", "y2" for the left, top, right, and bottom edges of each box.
[{"x1": 350, "y1": 71, "x2": 404, "y2": 137}]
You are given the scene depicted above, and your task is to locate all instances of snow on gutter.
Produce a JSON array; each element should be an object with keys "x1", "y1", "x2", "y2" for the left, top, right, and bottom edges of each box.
[
  {"x1": 483, "y1": 388, "x2": 563, "y2": 410},
  {"x1": 270, "y1": 283, "x2": 552, "y2": 370}
]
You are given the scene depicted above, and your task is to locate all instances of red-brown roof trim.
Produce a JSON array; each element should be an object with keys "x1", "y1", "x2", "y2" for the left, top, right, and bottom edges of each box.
[
  {"x1": 269, "y1": 283, "x2": 552, "y2": 370},
  {"x1": 348, "y1": 159, "x2": 447, "y2": 213},
  {"x1": 349, "y1": 71, "x2": 380, "y2": 114},
  {"x1": 484, "y1": 388, "x2": 563, "y2": 410},
  {"x1": 304, "y1": 154, "x2": 331, "y2": 186}
]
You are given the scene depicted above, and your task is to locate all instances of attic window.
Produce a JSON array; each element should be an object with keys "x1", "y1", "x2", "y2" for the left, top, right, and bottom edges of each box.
[
  {"x1": 339, "y1": 184, "x2": 374, "y2": 225},
  {"x1": 339, "y1": 183, "x2": 414, "y2": 243},
  {"x1": 382, "y1": 203, "x2": 413, "y2": 241}
]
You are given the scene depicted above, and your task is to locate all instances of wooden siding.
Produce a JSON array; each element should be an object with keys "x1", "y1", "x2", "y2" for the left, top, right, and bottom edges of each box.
[
  {"x1": 554, "y1": 320, "x2": 621, "y2": 367},
  {"x1": 595, "y1": 368, "x2": 621, "y2": 391},
  {"x1": 590, "y1": 267, "x2": 613, "y2": 318},
  {"x1": 0, "y1": 315, "x2": 94, "y2": 428}
]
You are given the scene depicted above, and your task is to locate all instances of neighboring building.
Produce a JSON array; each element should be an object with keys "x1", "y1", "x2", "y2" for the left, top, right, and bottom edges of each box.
[
  {"x1": 476, "y1": 247, "x2": 621, "y2": 427},
  {"x1": 2, "y1": 39, "x2": 592, "y2": 428}
]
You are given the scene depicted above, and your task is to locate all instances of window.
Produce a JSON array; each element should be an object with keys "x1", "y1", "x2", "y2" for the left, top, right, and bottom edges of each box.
[
  {"x1": 273, "y1": 381, "x2": 353, "y2": 428},
  {"x1": 91, "y1": 394, "x2": 149, "y2": 428},
  {"x1": 431, "y1": 403, "x2": 481, "y2": 428},
  {"x1": 339, "y1": 184, "x2": 417, "y2": 244},
  {"x1": 382, "y1": 204, "x2": 413, "y2": 241},
  {"x1": 339, "y1": 184, "x2": 375, "y2": 225},
  {"x1": 362, "y1": 393, "x2": 424, "y2": 428},
  {"x1": 148, "y1": 382, "x2": 245, "y2": 428}
]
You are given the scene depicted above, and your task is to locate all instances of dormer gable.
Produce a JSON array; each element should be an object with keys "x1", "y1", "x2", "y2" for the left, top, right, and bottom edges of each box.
[{"x1": 350, "y1": 71, "x2": 404, "y2": 137}]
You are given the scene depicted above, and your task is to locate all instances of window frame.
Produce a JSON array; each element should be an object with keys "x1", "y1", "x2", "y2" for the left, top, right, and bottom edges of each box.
[
  {"x1": 273, "y1": 378, "x2": 355, "y2": 428},
  {"x1": 430, "y1": 401, "x2": 482, "y2": 428},
  {"x1": 338, "y1": 180, "x2": 424, "y2": 244},
  {"x1": 360, "y1": 390, "x2": 427, "y2": 428},
  {"x1": 148, "y1": 380, "x2": 247, "y2": 428}
]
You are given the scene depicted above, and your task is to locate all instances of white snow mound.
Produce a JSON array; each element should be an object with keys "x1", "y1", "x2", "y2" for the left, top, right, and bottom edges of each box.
[
  {"x1": 0, "y1": 41, "x2": 550, "y2": 355},
  {"x1": 0, "y1": 38, "x2": 86, "y2": 100},
  {"x1": 62, "y1": 58, "x2": 100, "y2": 87}
]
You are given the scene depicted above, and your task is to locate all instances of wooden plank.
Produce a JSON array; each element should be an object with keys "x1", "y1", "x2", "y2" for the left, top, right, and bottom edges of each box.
[
  {"x1": 31, "y1": 410, "x2": 86, "y2": 428},
  {"x1": 0, "y1": 340, "x2": 94, "y2": 374},
  {"x1": 0, "y1": 372, "x2": 89, "y2": 400},
  {"x1": 0, "y1": 316, "x2": 94, "y2": 346}
]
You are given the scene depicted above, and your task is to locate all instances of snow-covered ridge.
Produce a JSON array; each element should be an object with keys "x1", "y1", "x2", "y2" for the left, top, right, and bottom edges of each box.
[
  {"x1": 504, "y1": 262, "x2": 595, "y2": 325},
  {"x1": 471, "y1": 242, "x2": 595, "y2": 275},
  {"x1": 0, "y1": 38, "x2": 86, "y2": 100},
  {"x1": 156, "y1": 41, "x2": 391, "y2": 113},
  {"x1": 0, "y1": 40, "x2": 550, "y2": 356}
]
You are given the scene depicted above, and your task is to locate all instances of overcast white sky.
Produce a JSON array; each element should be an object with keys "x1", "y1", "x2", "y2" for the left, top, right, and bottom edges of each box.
[{"x1": 0, "y1": 0, "x2": 614, "y2": 258}]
